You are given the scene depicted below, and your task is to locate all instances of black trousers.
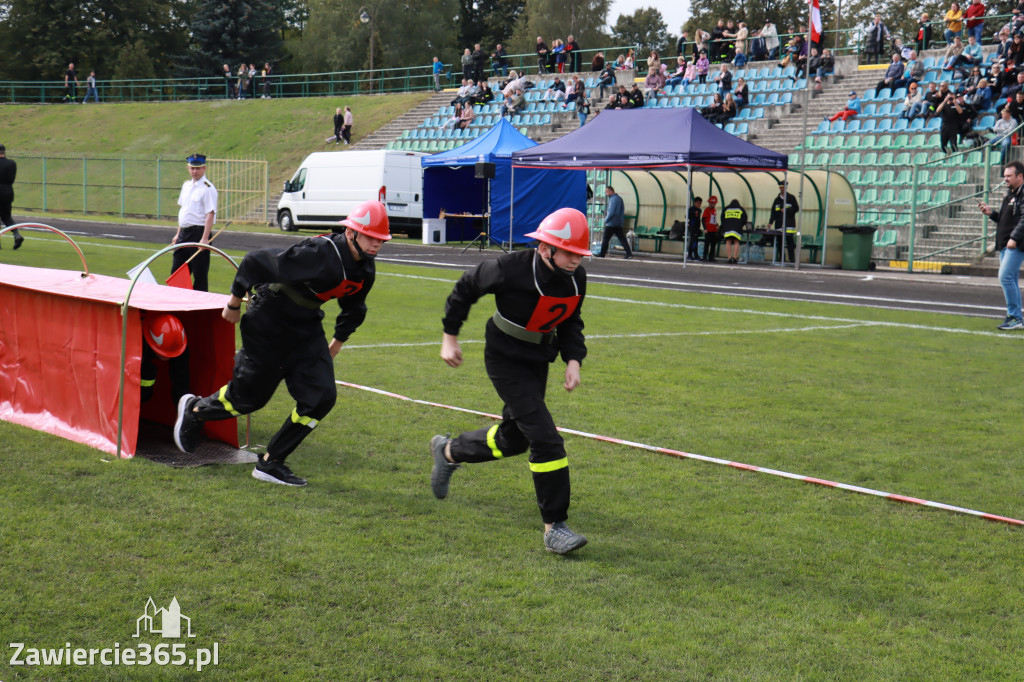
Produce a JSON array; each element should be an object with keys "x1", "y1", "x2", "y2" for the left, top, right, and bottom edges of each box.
[
  {"x1": 140, "y1": 345, "x2": 191, "y2": 406},
  {"x1": 0, "y1": 185, "x2": 16, "y2": 229},
  {"x1": 703, "y1": 231, "x2": 719, "y2": 260},
  {"x1": 599, "y1": 225, "x2": 632, "y2": 257},
  {"x1": 191, "y1": 291, "x2": 337, "y2": 462},
  {"x1": 940, "y1": 128, "x2": 959, "y2": 153},
  {"x1": 341, "y1": 125, "x2": 352, "y2": 144},
  {"x1": 773, "y1": 232, "x2": 796, "y2": 262},
  {"x1": 449, "y1": 348, "x2": 571, "y2": 524},
  {"x1": 171, "y1": 225, "x2": 211, "y2": 292},
  {"x1": 687, "y1": 230, "x2": 702, "y2": 260}
]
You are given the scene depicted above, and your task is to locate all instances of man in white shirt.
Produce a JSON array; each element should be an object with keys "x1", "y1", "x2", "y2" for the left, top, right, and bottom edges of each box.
[{"x1": 172, "y1": 153, "x2": 218, "y2": 291}]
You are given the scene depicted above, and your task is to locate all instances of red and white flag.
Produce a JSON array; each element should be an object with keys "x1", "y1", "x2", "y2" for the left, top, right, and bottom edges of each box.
[{"x1": 810, "y1": 0, "x2": 822, "y2": 43}]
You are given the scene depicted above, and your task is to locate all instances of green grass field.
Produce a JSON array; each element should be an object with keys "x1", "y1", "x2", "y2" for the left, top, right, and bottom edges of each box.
[{"x1": 2, "y1": 234, "x2": 1023, "y2": 680}]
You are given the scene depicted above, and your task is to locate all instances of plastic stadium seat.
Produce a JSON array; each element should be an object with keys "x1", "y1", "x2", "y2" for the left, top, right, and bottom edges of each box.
[
  {"x1": 976, "y1": 114, "x2": 996, "y2": 129},
  {"x1": 862, "y1": 152, "x2": 878, "y2": 165},
  {"x1": 725, "y1": 122, "x2": 736, "y2": 134},
  {"x1": 932, "y1": 190, "x2": 951, "y2": 204},
  {"x1": 908, "y1": 118, "x2": 925, "y2": 131},
  {"x1": 862, "y1": 88, "x2": 878, "y2": 101},
  {"x1": 878, "y1": 169, "x2": 895, "y2": 185},
  {"x1": 875, "y1": 134, "x2": 893, "y2": 148},
  {"x1": 915, "y1": 189, "x2": 932, "y2": 204},
  {"x1": 845, "y1": 119, "x2": 862, "y2": 133},
  {"x1": 875, "y1": 102, "x2": 893, "y2": 117},
  {"x1": 847, "y1": 169, "x2": 863, "y2": 184},
  {"x1": 751, "y1": 107, "x2": 766, "y2": 119},
  {"x1": 846, "y1": 152, "x2": 862, "y2": 165},
  {"x1": 925, "y1": 117, "x2": 941, "y2": 130},
  {"x1": 922, "y1": 57, "x2": 936, "y2": 69},
  {"x1": 861, "y1": 103, "x2": 878, "y2": 117},
  {"x1": 830, "y1": 152, "x2": 846, "y2": 165},
  {"x1": 779, "y1": 92, "x2": 793, "y2": 104},
  {"x1": 894, "y1": 169, "x2": 912, "y2": 184},
  {"x1": 828, "y1": 120, "x2": 846, "y2": 134},
  {"x1": 858, "y1": 134, "x2": 876, "y2": 149},
  {"x1": 752, "y1": 93, "x2": 767, "y2": 105},
  {"x1": 876, "y1": 118, "x2": 893, "y2": 132},
  {"x1": 894, "y1": 152, "x2": 911, "y2": 165},
  {"x1": 788, "y1": 153, "x2": 801, "y2": 165},
  {"x1": 860, "y1": 188, "x2": 879, "y2": 204},
  {"x1": 878, "y1": 152, "x2": 895, "y2": 165},
  {"x1": 892, "y1": 133, "x2": 910, "y2": 149},
  {"x1": 861, "y1": 169, "x2": 879, "y2": 184},
  {"x1": 892, "y1": 117, "x2": 909, "y2": 132},
  {"x1": 814, "y1": 121, "x2": 830, "y2": 134},
  {"x1": 891, "y1": 87, "x2": 907, "y2": 100},
  {"x1": 894, "y1": 189, "x2": 913, "y2": 205},
  {"x1": 860, "y1": 119, "x2": 878, "y2": 133},
  {"x1": 948, "y1": 170, "x2": 968, "y2": 184}
]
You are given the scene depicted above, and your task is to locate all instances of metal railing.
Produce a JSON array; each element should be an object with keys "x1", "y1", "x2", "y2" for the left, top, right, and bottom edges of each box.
[
  {"x1": 0, "y1": 46, "x2": 640, "y2": 105},
  {"x1": 12, "y1": 154, "x2": 269, "y2": 223}
]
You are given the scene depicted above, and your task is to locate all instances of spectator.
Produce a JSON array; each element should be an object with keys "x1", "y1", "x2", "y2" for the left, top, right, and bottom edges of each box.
[
  {"x1": 222, "y1": 64, "x2": 234, "y2": 98},
  {"x1": 701, "y1": 92, "x2": 724, "y2": 120},
  {"x1": 733, "y1": 77, "x2": 749, "y2": 108},
  {"x1": 677, "y1": 30, "x2": 690, "y2": 57},
  {"x1": 721, "y1": 198, "x2": 747, "y2": 264},
  {"x1": 991, "y1": 107, "x2": 1016, "y2": 161},
  {"x1": 999, "y1": 89, "x2": 1024, "y2": 123},
  {"x1": 762, "y1": 20, "x2": 780, "y2": 60},
  {"x1": 710, "y1": 19, "x2": 727, "y2": 63},
  {"x1": 996, "y1": 29, "x2": 1012, "y2": 62},
  {"x1": 567, "y1": 35, "x2": 581, "y2": 72},
  {"x1": 711, "y1": 93, "x2": 738, "y2": 126},
  {"x1": 864, "y1": 15, "x2": 891, "y2": 65},
  {"x1": 735, "y1": 22, "x2": 749, "y2": 53},
  {"x1": 647, "y1": 50, "x2": 663, "y2": 75},
  {"x1": 988, "y1": 63, "x2": 1007, "y2": 96},
  {"x1": 693, "y1": 30, "x2": 711, "y2": 59},
  {"x1": 575, "y1": 88, "x2": 591, "y2": 127},
  {"x1": 83, "y1": 70, "x2": 99, "y2": 103},
  {"x1": 944, "y1": 2, "x2": 964, "y2": 44},
  {"x1": 749, "y1": 29, "x2": 768, "y2": 62},
  {"x1": 950, "y1": 34, "x2": 983, "y2": 75},
  {"x1": 907, "y1": 82, "x2": 939, "y2": 120},
  {"x1": 892, "y1": 38, "x2": 913, "y2": 61},
  {"x1": 236, "y1": 63, "x2": 247, "y2": 99},
  {"x1": 665, "y1": 56, "x2": 688, "y2": 87},
  {"x1": 798, "y1": 45, "x2": 820, "y2": 81},
  {"x1": 491, "y1": 44, "x2": 507, "y2": 78},
  {"x1": 978, "y1": 162, "x2": 1024, "y2": 330},
  {"x1": 942, "y1": 36, "x2": 965, "y2": 71},
  {"x1": 501, "y1": 70, "x2": 522, "y2": 97},
  {"x1": 899, "y1": 82, "x2": 924, "y2": 118},
  {"x1": 63, "y1": 62, "x2": 79, "y2": 103},
  {"x1": 597, "y1": 62, "x2": 616, "y2": 97},
  {"x1": 340, "y1": 106, "x2": 353, "y2": 144},
  {"x1": 457, "y1": 103, "x2": 474, "y2": 130},
  {"x1": 999, "y1": 71, "x2": 1024, "y2": 101},
  {"x1": 644, "y1": 67, "x2": 665, "y2": 98},
  {"x1": 450, "y1": 79, "x2": 473, "y2": 106},
  {"x1": 536, "y1": 37, "x2": 549, "y2": 74},
  {"x1": 965, "y1": 0, "x2": 986, "y2": 44},
  {"x1": 442, "y1": 103, "x2": 463, "y2": 129},
  {"x1": 261, "y1": 62, "x2": 273, "y2": 99},
  {"x1": 722, "y1": 19, "x2": 738, "y2": 61},
  {"x1": 876, "y1": 53, "x2": 906, "y2": 95},
  {"x1": 1006, "y1": 34, "x2": 1024, "y2": 66},
  {"x1": 967, "y1": 77, "x2": 993, "y2": 110},
  {"x1": 628, "y1": 83, "x2": 645, "y2": 108},
  {"x1": 598, "y1": 186, "x2": 632, "y2": 258},
  {"x1": 553, "y1": 39, "x2": 566, "y2": 73},
  {"x1": 696, "y1": 51, "x2": 711, "y2": 83},
  {"x1": 474, "y1": 80, "x2": 494, "y2": 105},
  {"x1": 544, "y1": 76, "x2": 567, "y2": 101},
  {"x1": 591, "y1": 51, "x2": 605, "y2": 72},
  {"x1": 960, "y1": 66, "x2": 984, "y2": 94},
  {"x1": 827, "y1": 91, "x2": 862, "y2": 122},
  {"x1": 917, "y1": 13, "x2": 933, "y2": 52},
  {"x1": 815, "y1": 48, "x2": 836, "y2": 89},
  {"x1": 898, "y1": 50, "x2": 925, "y2": 88},
  {"x1": 715, "y1": 63, "x2": 732, "y2": 95},
  {"x1": 501, "y1": 89, "x2": 526, "y2": 118},
  {"x1": 623, "y1": 49, "x2": 636, "y2": 69},
  {"x1": 936, "y1": 92, "x2": 965, "y2": 152},
  {"x1": 779, "y1": 36, "x2": 800, "y2": 69},
  {"x1": 461, "y1": 48, "x2": 473, "y2": 81},
  {"x1": 608, "y1": 85, "x2": 631, "y2": 109},
  {"x1": 733, "y1": 47, "x2": 748, "y2": 68},
  {"x1": 248, "y1": 64, "x2": 257, "y2": 98},
  {"x1": 432, "y1": 57, "x2": 445, "y2": 91},
  {"x1": 472, "y1": 43, "x2": 487, "y2": 83}
]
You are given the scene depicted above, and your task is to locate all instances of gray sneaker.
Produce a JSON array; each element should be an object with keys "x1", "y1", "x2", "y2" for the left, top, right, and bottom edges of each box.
[
  {"x1": 997, "y1": 317, "x2": 1024, "y2": 330},
  {"x1": 544, "y1": 522, "x2": 588, "y2": 554},
  {"x1": 429, "y1": 435, "x2": 459, "y2": 499}
]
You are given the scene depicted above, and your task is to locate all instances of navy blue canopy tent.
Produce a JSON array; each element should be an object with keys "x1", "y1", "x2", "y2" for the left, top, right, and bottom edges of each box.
[
  {"x1": 509, "y1": 108, "x2": 788, "y2": 171},
  {"x1": 422, "y1": 119, "x2": 586, "y2": 243}
]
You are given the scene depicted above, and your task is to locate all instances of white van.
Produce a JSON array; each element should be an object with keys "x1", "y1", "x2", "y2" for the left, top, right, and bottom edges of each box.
[{"x1": 277, "y1": 150, "x2": 426, "y2": 236}]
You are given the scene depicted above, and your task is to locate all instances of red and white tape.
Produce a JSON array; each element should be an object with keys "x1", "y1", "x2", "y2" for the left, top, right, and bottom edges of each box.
[{"x1": 338, "y1": 381, "x2": 1024, "y2": 527}]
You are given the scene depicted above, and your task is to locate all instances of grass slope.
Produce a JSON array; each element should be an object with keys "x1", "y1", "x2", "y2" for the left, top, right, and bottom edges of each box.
[
  {"x1": 0, "y1": 92, "x2": 430, "y2": 190},
  {"x1": 2, "y1": 236, "x2": 1023, "y2": 680}
]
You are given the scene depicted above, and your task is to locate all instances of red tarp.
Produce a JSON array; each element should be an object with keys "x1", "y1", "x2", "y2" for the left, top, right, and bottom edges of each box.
[{"x1": 0, "y1": 264, "x2": 238, "y2": 456}]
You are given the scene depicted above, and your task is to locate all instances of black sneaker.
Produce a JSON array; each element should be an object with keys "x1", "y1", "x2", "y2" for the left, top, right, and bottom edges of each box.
[
  {"x1": 252, "y1": 458, "x2": 307, "y2": 487},
  {"x1": 172, "y1": 394, "x2": 203, "y2": 454},
  {"x1": 13, "y1": 232, "x2": 24, "y2": 250}
]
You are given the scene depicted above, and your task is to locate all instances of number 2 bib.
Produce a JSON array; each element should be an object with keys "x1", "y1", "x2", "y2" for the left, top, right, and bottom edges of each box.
[{"x1": 524, "y1": 295, "x2": 581, "y2": 333}]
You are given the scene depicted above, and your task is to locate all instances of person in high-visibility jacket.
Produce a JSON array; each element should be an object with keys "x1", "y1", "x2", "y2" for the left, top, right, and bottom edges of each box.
[
  {"x1": 770, "y1": 181, "x2": 800, "y2": 262},
  {"x1": 430, "y1": 207, "x2": 591, "y2": 555},
  {"x1": 720, "y1": 198, "x2": 748, "y2": 264}
]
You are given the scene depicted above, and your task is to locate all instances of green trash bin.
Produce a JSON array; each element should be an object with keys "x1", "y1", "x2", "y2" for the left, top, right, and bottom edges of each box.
[{"x1": 838, "y1": 225, "x2": 877, "y2": 271}]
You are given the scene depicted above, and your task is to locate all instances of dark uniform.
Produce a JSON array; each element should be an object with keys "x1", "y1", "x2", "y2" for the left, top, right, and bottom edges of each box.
[
  {"x1": 189, "y1": 233, "x2": 374, "y2": 462},
  {"x1": 770, "y1": 190, "x2": 799, "y2": 262},
  {"x1": 721, "y1": 201, "x2": 747, "y2": 241},
  {"x1": 0, "y1": 154, "x2": 20, "y2": 248},
  {"x1": 442, "y1": 248, "x2": 587, "y2": 525},
  {"x1": 686, "y1": 203, "x2": 702, "y2": 260}
]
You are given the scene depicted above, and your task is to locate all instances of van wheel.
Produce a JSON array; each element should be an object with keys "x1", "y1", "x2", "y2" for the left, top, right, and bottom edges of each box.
[{"x1": 278, "y1": 210, "x2": 295, "y2": 232}]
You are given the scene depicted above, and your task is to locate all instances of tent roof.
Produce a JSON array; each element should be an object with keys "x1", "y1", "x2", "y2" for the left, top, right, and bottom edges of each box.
[
  {"x1": 510, "y1": 108, "x2": 788, "y2": 172},
  {"x1": 422, "y1": 118, "x2": 537, "y2": 167}
]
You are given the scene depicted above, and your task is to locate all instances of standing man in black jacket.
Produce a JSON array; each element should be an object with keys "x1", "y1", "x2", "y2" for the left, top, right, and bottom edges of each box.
[
  {"x1": 980, "y1": 161, "x2": 1024, "y2": 330},
  {"x1": 770, "y1": 181, "x2": 799, "y2": 263},
  {"x1": 173, "y1": 200, "x2": 391, "y2": 486},
  {"x1": 430, "y1": 208, "x2": 591, "y2": 555},
  {"x1": 0, "y1": 144, "x2": 24, "y2": 250}
]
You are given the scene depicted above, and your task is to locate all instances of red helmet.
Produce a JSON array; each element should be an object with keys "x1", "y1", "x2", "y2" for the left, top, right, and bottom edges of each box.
[
  {"x1": 143, "y1": 313, "x2": 187, "y2": 358},
  {"x1": 708, "y1": 196, "x2": 718, "y2": 204},
  {"x1": 339, "y1": 200, "x2": 391, "y2": 240},
  {"x1": 524, "y1": 208, "x2": 592, "y2": 256}
]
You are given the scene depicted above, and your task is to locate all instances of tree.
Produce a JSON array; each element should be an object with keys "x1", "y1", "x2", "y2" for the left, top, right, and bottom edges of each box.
[
  {"x1": 456, "y1": 0, "x2": 525, "y2": 51},
  {"x1": 684, "y1": 0, "x2": 839, "y2": 49},
  {"x1": 611, "y1": 7, "x2": 671, "y2": 56},
  {"x1": 176, "y1": 0, "x2": 287, "y2": 78},
  {"x1": 507, "y1": 0, "x2": 612, "y2": 55}
]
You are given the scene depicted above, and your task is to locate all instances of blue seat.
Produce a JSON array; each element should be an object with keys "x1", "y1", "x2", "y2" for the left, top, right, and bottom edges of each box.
[
  {"x1": 891, "y1": 87, "x2": 907, "y2": 100},
  {"x1": 814, "y1": 120, "x2": 830, "y2": 134},
  {"x1": 733, "y1": 122, "x2": 748, "y2": 135},
  {"x1": 975, "y1": 114, "x2": 996, "y2": 129},
  {"x1": 925, "y1": 117, "x2": 941, "y2": 130},
  {"x1": 751, "y1": 107, "x2": 765, "y2": 119},
  {"x1": 860, "y1": 119, "x2": 877, "y2": 133},
  {"x1": 875, "y1": 118, "x2": 893, "y2": 132},
  {"x1": 845, "y1": 119, "x2": 862, "y2": 133},
  {"x1": 752, "y1": 93, "x2": 767, "y2": 105},
  {"x1": 874, "y1": 102, "x2": 892, "y2": 117},
  {"x1": 724, "y1": 122, "x2": 736, "y2": 134},
  {"x1": 779, "y1": 92, "x2": 793, "y2": 104},
  {"x1": 908, "y1": 118, "x2": 925, "y2": 131},
  {"x1": 861, "y1": 88, "x2": 878, "y2": 101},
  {"x1": 861, "y1": 103, "x2": 878, "y2": 117},
  {"x1": 828, "y1": 120, "x2": 847, "y2": 134},
  {"x1": 892, "y1": 117, "x2": 909, "y2": 131}
]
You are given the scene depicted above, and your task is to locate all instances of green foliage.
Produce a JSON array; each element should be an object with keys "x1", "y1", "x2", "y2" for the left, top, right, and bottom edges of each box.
[
  {"x1": 0, "y1": 0, "x2": 191, "y2": 80},
  {"x1": 112, "y1": 40, "x2": 158, "y2": 81},
  {"x1": 685, "y1": 0, "x2": 835, "y2": 45},
  {"x1": 176, "y1": 0, "x2": 287, "y2": 78},
  {"x1": 298, "y1": 0, "x2": 459, "y2": 74},
  {"x1": 611, "y1": 6, "x2": 673, "y2": 57},
  {"x1": 507, "y1": 0, "x2": 612, "y2": 54},
  {"x1": 457, "y1": 0, "x2": 526, "y2": 51},
  {"x1": 1, "y1": 240, "x2": 1024, "y2": 679}
]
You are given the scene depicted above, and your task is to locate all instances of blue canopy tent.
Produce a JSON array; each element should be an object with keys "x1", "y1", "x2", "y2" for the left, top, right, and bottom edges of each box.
[
  {"x1": 510, "y1": 108, "x2": 793, "y2": 264},
  {"x1": 422, "y1": 119, "x2": 587, "y2": 244}
]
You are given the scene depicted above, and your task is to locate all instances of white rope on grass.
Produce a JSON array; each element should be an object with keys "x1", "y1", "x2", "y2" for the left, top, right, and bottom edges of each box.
[{"x1": 336, "y1": 379, "x2": 1024, "y2": 528}]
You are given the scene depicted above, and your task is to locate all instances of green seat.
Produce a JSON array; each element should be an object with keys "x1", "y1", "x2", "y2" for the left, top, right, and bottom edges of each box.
[
  {"x1": 879, "y1": 210, "x2": 897, "y2": 225},
  {"x1": 891, "y1": 212, "x2": 911, "y2": 227},
  {"x1": 878, "y1": 170, "x2": 895, "y2": 185},
  {"x1": 861, "y1": 169, "x2": 879, "y2": 184},
  {"x1": 815, "y1": 152, "x2": 830, "y2": 165},
  {"x1": 862, "y1": 152, "x2": 878, "y2": 165},
  {"x1": 876, "y1": 134, "x2": 893, "y2": 149},
  {"x1": 860, "y1": 188, "x2": 879, "y2": 204},
  {"x1": 894, "y1": 170, "x2": 912, "y2": 185},
  {"x1": 964, "y1": 151, "x2": 983, "y2": 165},
  {"x1": 894, "y1": 189, "x2": 913, "y2": 205},
  {"x1": 915, "y1": 169, "x2": 930, "y2": 185},
  {"x1": 894, "y1": 152, "x2": 911, "y2": 165},
  {"x1": 932, "y1": 189, "x2": 951, "y2": 205},
  {"x1": 877, "y1": 229, "x2": 898, "y2": 246},
  {"x1": 846, "y1": 134, "x2": 862, "y2": 149},
  {"x1": 789, "y1": 153, "x2": 801, "y2": 166},
  {"x1": 924, "y1": 133, "x2": 941, "y2": 149},
  {"x1": 914, "y1": 152, "x2": 931, "y2": 164},
  {"x1": 847, "y1": 169, "x2": 863, "y2": 184},
  {"x1": 829, "y1": 152, "x2": 846, "y2": 165},
  {"x1": 859, "y1": 134, "x2": 876, "y2": 150},
  {"x1": 914, "y1": 189, "x2": 932, "y2": 204},
  {"x1": 947, "y1": 170, "x2": 967, "y2": 185},
  {"x1": 893, "y1": 134, "x2": 910, "y2": 149},
  {"x1": 877, "y1": 188, "x2": 896, "y2": 205},
  {"x1": 845, "y1": 152, "x2": 862, "y2": 165},
  {"x1": 878, "y1": 152, "x2": 895, "y2": 165},
  {"x1": 908, "y1": 134, "x2": 926, "y2": 148}
]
